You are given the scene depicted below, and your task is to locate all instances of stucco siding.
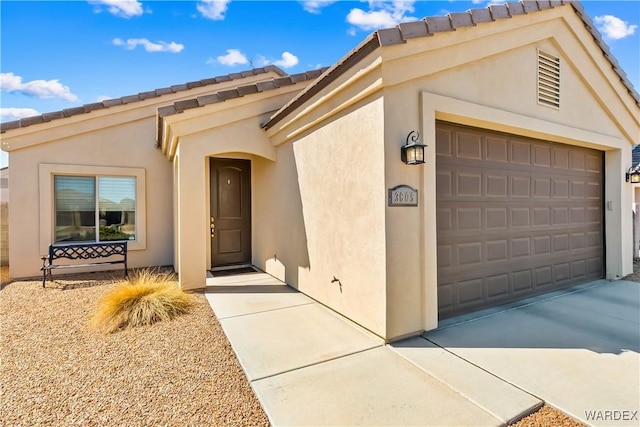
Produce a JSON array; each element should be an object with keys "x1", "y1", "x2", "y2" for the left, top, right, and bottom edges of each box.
[
  {"x1": 253, "y1": 144, "x2": 309, "y2": 287},
  {"x1": 287, "y1": 97, "x2": 388, "y2": 337},
  {"x1": 8, "y1": 117, "x2": 173, "y2": 278}
]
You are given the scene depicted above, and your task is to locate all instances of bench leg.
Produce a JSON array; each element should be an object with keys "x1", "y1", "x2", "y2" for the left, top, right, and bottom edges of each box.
[{"x1": 42, "y1": 269, "x2": 46, "y2": 288}]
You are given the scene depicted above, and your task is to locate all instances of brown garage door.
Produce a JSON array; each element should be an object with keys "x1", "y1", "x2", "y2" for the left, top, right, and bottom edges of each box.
[{"x1": 436, "y1": 122, "x2": 603, "y2": 319}]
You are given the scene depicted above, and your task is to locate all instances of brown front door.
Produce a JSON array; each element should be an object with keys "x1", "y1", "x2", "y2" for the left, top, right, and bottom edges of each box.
[{"x1": 210, "y1": 158, "x2": 251, "y2": 268}]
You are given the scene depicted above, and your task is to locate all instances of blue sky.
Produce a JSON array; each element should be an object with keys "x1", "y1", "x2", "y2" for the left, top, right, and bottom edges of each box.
[{"x1": 1, "y1": 1, "x2": 638, "y2": 167}]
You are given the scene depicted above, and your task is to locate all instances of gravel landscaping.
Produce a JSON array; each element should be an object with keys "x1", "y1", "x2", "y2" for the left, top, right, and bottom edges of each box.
[
  {"x1": 511, "y1": 404, "x2": 585, "y2": 427},
  {"x1": 4, "y1": 262, "x2": 636, "y2": 426},
  {"x1": 0, "y1": 270, "x2": 269, "y2": 426}
]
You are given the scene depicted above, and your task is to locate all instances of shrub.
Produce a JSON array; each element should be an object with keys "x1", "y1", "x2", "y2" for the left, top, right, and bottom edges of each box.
[
  {"x1": 90, "y1": 269, "x2": 193, "y2": 333},
  {"x1": 99, "y1": 225, "x2": 131, "y2": 241}
]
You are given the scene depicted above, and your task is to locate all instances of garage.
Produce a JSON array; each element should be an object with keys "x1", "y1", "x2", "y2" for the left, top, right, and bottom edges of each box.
[{"x1": 436, "y1": 122, "x2": 604, "y2": 319}]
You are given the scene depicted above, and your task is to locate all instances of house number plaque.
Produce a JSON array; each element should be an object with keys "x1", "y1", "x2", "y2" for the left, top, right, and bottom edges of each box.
[{"x1": 388, "y1": 185, "x2": 418, "y2": 207}]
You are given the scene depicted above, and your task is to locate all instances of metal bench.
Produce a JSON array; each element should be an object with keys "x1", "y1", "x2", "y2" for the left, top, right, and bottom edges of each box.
[{"x1": 41, "y1": 241, "x2": 128, "y2": 287}]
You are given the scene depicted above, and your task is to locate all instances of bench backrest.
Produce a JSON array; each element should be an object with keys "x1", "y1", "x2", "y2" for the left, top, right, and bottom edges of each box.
[{"x1": 49, "y1": 241, "x2": 128, "y2": 261}]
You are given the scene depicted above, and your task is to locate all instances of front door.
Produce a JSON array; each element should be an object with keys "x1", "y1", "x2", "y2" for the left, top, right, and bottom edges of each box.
[{"x1": 210, "y1": 158, "x2": 251, "y2": 268}]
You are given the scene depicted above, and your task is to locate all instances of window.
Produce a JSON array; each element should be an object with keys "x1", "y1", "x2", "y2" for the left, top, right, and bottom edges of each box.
[
  {"x1": 54, "y1": 176, "x2": 137, "y2": 243},
  {"x1": 39, "y1": 164, "x2": 146, "y2": 252}
]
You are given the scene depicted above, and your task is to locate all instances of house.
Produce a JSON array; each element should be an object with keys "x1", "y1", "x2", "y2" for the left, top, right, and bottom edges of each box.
[
  {"x1": 2, "y1": 1, "x2": 639, "y2": 341},
  {"x1": 0, "y1": 166, "x2": 7, "y2": 203},
  {"x1": 631, "y1": 145, "x2": 640, "y2": 258},
  {"x1": 0, "y1": 166, "x2": 8, "y2": 265}
]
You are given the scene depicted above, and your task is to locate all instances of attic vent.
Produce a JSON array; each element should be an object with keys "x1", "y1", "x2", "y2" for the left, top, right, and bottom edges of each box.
[{"x1": 537, "y1": 50, "x2": 560, "y2": 108}]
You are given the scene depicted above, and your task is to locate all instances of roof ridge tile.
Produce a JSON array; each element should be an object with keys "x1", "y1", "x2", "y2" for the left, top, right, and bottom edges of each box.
[
  {"x1": 506, "y1": 2, "x2": 526, "y2": 15},
  {"x1": 449, "y1": 12, "x2": 475, "y2": 29},
  {"x1": 488, "y1": 4, "x2": 511, "y2": 19},
  {"x1": 425, "y1": 16, "x2": 454, "y2": 33}
]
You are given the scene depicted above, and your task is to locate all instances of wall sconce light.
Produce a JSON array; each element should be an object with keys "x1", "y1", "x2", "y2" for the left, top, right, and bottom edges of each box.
[
  {"x1": 401, "y1": 131, "x2": 426, "y2": 165},
  {"x1": 626, "y1": 166, "x2": 640, "y2": 183}
]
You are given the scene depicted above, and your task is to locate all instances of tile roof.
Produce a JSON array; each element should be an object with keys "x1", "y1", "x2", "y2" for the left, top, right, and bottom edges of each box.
[
  {"x1": 0, "y1": 66, "x2": 287, "y2": 134},
  {"x1": 156, "y1": 68, "x2": 328, "y2": 144},
  {"x1": 262, "y1": 0, "x2": 640, "y2": 130}
]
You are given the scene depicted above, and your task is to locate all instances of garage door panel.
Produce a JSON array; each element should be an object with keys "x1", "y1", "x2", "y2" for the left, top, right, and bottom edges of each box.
[
  {"x1": 487, "y1": 174, "x2": 508, "y2": 197},
  {"x1": 486, "y1": 208, "x2": 507, "y2": 229},
  {"x1": 512, "y1": 270, "x2": 533, "y2": 292},
  {"x1": 436, "y1": 129, "x2": 454, "y2": 156},
  {"x1": 553, "y1": 149, "x2": 570, "y2": 169},
  {"x1": 572, "y1": 260, "x2": 587, "y2": 278},
  {"x1": 535, "y1": 266, "x2": 553, "y2": 287},
  {"x1": 457, "y1": 173, "x2": 482, "y2": 196},
  {"x1": 436, "y1": 171, "x2": 453, "y2": 196},
  {"x1": 487, "y1": 239, "x2": 508, "y2": 262},
  {"x1": 533, "y1": 207, "x2": 550, "y2": 226},
  {"x1": 587, "y1": 182, "x2": 601, "y2": 199},
  {"x1": 533, "y1": 145, "x2": 552, "y2": 167},
  {"x1": 456, "y1": 132, "x2": 483, "y2": 160},
  {"x1": 457, "y1": 208, "x2": 482, "y2": 230},
  {"x1": 436, "y1": 122, "x2": 603, "y2": 319},
  {"x1": 458, "y1": 242, "x2": 483, "y2": 266},
  {"x1": 486, "y1": 137, "x2": 508, "y2": 162},
  {"x1": 533, "y1": 178, "x2": 551, "y2": 197},
  {"x1": 511, "y1": 141, "x2": 532, "y2": 164},
  {"x1": 586, "y1": 155, "x2": 602, "y2": 172},
  {"x1": 487, "y1": 274, "x2": 510, "y2": 297},
  {"x1": 458, "y1": 279, "x2": 484, "y2": 305}
]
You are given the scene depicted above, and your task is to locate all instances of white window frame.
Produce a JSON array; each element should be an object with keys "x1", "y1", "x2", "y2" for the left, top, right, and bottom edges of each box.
[{"x1": 39, "y1": 164, "x2": 146, "y2": 253}]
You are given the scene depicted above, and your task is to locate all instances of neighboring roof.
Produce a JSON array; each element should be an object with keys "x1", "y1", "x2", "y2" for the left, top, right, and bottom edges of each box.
[
  {"x1": 156, "y1": 68, "x2": 328, "y2": 145},
  {"x1": 632, "y1": 145, "x2": 640, "y2": 168},
  {"x1": 262, "y1": 0, "x2": 640, "y2": 130},
  {"x1": 0, "y1": 66, "x2": 287, "y2": 134}
]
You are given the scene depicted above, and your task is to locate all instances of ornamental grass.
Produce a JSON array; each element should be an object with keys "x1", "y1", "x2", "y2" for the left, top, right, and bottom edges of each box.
[{"x1": 90, "y1": 269, "x2": 192, "y2": 333}]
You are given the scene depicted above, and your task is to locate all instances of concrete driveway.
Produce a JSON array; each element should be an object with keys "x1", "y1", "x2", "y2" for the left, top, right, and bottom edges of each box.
[{"x1": 418, "y1": 279, "x2": 640, "y2": 427}]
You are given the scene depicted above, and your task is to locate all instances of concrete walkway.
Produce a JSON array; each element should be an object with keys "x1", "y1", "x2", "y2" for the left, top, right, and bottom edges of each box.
[{"x1": 204, "y1": 272, "x2": 542, "y2": 426}]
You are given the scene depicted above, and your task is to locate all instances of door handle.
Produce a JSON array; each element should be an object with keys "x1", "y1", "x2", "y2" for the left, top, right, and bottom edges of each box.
[{"x1": 210, "y1": 217, "x2": 215, "y2": 238}]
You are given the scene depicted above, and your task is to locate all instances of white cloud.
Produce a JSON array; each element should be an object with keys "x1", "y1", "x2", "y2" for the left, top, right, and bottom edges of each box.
[
  {"x1": 89, "y1": 0, "x2": 145, "y2": 18},
  {"x1": 300, "y1": 1, "x2": 336, "y2": 14},
  {"x1": 113, "y1": 38, "x2": 184, "y2": 53},
  {"x1": 96, "y1": 95, "x2": 112, "y2": 102},
  {"x1": 0, "y1": 72, "x2": 78, "y2": 102},
  {"x1": 213, "y1": 49, "x2": 249, "y2": 66},
  {"x1": 197, "y1": 0, "x2": 231, "y2": 20},
  {"x1": 255, "y1": 52, "x2": 300, "y2": 69},
  {"x1": 594, "y1": 15, "x2": 637, "y2": 40},
  {"x1": 254, "y1": 55, "x2": 270, "y2": 68},
  {"x1": 273, "y1": 52, "x2": 299, "y2": 68},
  {"x1": 0, "y1": 107, "x2": 41, "y2": 122},
  {"x1": 347, "y1": 1, "x2": 416, "y2": 31},
  {"x1": 470, "y1": 0, "x2": 504, "y2": 4}
]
